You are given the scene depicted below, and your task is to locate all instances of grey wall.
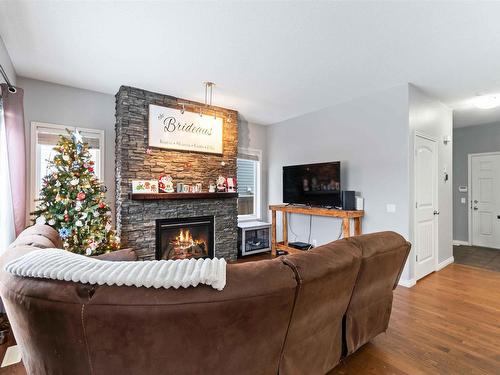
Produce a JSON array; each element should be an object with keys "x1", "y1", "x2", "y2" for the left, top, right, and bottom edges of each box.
[
  {"x1": 18, "y1": 77, "x2": 116, "y2": 222},
  {"x1": 408, "y1": 85, "x2": 453, "y2": 268},
  {"x1": 267, "y1": 85, "x2": 410, "y2": 248},
  {"x1": 0, "y1": 36, "x2": 16, "y2": 86},
  {"x1": 18, "y1": 77, "x2": 269, "y2": 228},
  {"x1": 238, "y1": 116, "x2": 268, "y2": 220},
  {"x1": 453, "y1": 122, "x2": 500, "y2": 242}
]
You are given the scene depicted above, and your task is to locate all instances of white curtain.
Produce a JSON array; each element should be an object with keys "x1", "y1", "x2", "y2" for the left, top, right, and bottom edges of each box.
[{"x1": 0, "y1": 98, "x2": 16, "y2": 253}]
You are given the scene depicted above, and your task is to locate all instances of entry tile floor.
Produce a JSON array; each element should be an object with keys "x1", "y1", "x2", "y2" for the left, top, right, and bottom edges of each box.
[{"x1": 453, "y1": 245, "x2": 500, "y2": 272}]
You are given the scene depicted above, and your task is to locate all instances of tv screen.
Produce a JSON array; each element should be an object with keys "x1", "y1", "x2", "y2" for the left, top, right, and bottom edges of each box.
[{"x1": 283, "y1": 162, "x2": 341, "y2": 207}]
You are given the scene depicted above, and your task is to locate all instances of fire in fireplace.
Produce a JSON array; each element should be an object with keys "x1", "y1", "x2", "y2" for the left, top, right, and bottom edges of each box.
[{"x1": 156, "y1": 216, "x2": 214, "y2": 260}]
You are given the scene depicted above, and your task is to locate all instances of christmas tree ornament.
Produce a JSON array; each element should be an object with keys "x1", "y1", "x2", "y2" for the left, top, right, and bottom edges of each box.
[
  {"x1": 36, "y1": 215, "x2": 46, "y2": 225},
  {"x1": 70, "y1": 178, "x2": 79, "y2": 186},
  {"x1": 72, "y1": 129, "x2": 83, "y2": 144},
  {"x1": 59, "y1": 227, "x2": 70, "y2": 239},
  {"x1": 75, "y1": 220, "x2": 83, "y2": 227},
  {"x1": 77, "y1": 192, "x2": 86, "y2": 201}
]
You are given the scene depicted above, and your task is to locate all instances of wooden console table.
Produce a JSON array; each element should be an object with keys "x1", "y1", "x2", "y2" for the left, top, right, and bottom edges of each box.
[{"x1": 269, "y1": 204, "x2": 364, "y2": 256}]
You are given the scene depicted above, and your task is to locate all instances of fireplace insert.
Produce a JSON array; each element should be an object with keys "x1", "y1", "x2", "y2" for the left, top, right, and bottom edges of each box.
[{"x1": 156, "y1": 216, "x2": 214, "y2": 260}]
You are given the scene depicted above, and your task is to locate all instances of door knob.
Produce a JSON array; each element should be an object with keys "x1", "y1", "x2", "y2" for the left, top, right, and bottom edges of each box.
[
  {"x1": 433, "y1": 210, "x2": 440, "y2": 215},
  {"x1": 473, "y1": 207, "x2": 478, "y2": 211},
  {"x1": 474, "y1": 200, "x2": 478, "y2": 203}
]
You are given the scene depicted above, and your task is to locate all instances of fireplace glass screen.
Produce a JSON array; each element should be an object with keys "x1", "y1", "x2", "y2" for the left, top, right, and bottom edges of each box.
[{"x1": 156, "y1": 216, "x2": 214, "y2": 260}]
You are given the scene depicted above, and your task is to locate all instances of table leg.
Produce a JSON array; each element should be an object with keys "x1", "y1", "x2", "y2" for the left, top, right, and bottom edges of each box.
[
  {"x1": 354, "y1": 217, "x2": 362, "y2": 236},
  {"x1": 342, "y1": 218, "x2": 351, "y2": 238},
  {"x1": 283, "y1": 212, "x2": 288, "y2": 246},
  {"x1": 271, "y1": 210, "x2": 277, "y2": 256}
]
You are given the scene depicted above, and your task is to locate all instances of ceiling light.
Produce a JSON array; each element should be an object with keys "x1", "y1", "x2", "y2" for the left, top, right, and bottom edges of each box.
[{"x1": 472, "y1": 94, "x2": 500, "y2": 109}]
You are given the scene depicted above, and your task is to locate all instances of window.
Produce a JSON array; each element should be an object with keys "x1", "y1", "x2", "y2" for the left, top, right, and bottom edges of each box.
[
  {"x1": 237, "y1": 148, "x2": 261, "y2": 220},
  {"x1": 30, "y1": 122, "x2": 105, "y2": 211}
]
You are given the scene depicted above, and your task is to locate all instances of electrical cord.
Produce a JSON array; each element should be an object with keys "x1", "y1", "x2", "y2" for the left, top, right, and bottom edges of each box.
[
  {"x1": 307, "y1": 215, "x2": 312, "y2": 244},
  {"x1": 288, "y1": 214, "x2": 298, "y2": 242},
  {"x1": 337, "y1": 221, "x2": 343, "y2": 240}
]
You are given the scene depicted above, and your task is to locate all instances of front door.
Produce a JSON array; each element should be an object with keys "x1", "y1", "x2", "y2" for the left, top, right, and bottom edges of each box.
[
  {"x1": 470, "y1": 153, "x2": 500, "y2": 249},
  {"x1": 415, "y1": 134, "x2": 438, "y2": 280}
]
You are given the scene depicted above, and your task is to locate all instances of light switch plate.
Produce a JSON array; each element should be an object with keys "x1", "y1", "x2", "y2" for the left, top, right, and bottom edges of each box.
[
  {"x1": 386, "y1": 204, "x2": 396, "y2": 213},
  {"x1": 461, "y1": 197, "x2": 466, "y2": 204}
]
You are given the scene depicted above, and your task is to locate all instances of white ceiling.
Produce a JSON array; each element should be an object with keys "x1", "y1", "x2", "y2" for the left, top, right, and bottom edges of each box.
[{"x1": 1, "y1": 1, "x2": 500, "y2": 127}]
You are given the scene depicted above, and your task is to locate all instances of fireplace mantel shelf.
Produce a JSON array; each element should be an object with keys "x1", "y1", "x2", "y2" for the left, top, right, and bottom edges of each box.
[{"x1": 130, "y1": 192, "x2": 238, "y2": 200}]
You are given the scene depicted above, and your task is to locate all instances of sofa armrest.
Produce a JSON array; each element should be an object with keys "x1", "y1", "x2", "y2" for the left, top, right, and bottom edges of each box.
[{"x1": 93, "y1": 248, "x2": 137, "y2": 262}]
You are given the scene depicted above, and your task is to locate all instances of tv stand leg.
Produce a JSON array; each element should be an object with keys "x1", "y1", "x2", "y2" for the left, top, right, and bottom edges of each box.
[
  {"x1": 354, "y1": 217, "x2": 362, "y2": 236},
  {"x1": 342, "y1": 218, "x2": 351, "y2": 238},
  {"x1": 271, "y1": 210, "x2": 277, "y2": 256}
]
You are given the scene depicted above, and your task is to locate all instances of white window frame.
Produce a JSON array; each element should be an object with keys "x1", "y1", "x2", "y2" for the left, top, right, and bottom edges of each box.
[
  {"x1": 30, "y1": 122, "x2": 105, "y2": 213},
  {"x1": 237, "y1": 147, "x2": 262, "y2": 221}
]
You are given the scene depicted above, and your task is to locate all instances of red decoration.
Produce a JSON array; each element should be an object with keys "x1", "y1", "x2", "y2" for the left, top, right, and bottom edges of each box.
[
  {"x1": 64, "y1": 214, "x2": 70, "y2": 222},
  {"x1": 99, "y1": 202, "x2": 106, "y2": 209},
  {"x1": 88, "y1": 166, "x2": 94, "y2": 173},
  {"x1": 77, "y1": 192, "x2": 86, "y2": 201}
]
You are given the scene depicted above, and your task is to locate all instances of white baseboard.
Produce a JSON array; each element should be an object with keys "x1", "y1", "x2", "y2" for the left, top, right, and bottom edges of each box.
[
  {"x1": 436, "y1": 256, "x2": 454, "y2": 271},
  {"x1": 453, "y1": 240, "x2": 469, "y2": 246},
  {"x1": 398, "y1": 278, "x2": 416, "y2": 288}
]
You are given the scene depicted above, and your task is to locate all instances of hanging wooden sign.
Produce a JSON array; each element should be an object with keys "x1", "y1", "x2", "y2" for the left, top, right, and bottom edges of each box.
[{"x1": 148, "y1": 104, "x2": 223, "y2": 154}]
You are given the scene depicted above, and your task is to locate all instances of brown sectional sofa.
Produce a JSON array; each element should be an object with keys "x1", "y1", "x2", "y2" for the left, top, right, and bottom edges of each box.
[{"x1": 0, "y1": 225, "x2": 410, "y2": 375}]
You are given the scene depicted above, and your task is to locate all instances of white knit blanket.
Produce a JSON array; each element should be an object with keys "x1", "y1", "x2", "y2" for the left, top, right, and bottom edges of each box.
[{"x1": 5, "y1": 249, "x2": 227, "y2": 291}]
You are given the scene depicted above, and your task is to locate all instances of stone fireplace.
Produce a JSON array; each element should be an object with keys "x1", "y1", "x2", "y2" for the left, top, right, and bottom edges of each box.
[
  {"x1": 115, "y1": 86, "x2": 238, "y2": 260},
  {"x1": 156, "y1": 216, "x2": 214, "y2": 260}
]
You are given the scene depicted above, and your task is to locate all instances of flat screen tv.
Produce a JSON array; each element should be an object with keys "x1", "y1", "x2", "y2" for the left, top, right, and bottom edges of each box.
[{"x1": 283, "y1": 162, "x2": 341, "y2": 207}]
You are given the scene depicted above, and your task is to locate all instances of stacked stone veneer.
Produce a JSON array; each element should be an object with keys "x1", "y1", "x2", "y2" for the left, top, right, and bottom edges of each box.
[{"x1": 115, "y1": 86, "x2": 238, "y2": 260}]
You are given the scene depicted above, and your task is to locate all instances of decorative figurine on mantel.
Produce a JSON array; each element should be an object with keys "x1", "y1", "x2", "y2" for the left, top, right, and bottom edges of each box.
[
  {"x1": 208, "y1": 180, "x2": 216, "y2": 193},
  {"x1": 158, "y1": 175, "x2": 174, "y2": 193},
  {"x1": 216, "y1": 175, "x2": 227, "y2": 192},
  {"x1": 227, "y1": 177, "x2": 236, "y2": 193}
]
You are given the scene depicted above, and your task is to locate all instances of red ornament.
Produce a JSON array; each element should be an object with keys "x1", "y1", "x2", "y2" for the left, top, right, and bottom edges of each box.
[
  {"x1": 64, "y1": 214, "x2": 70, "y2": 222},
  {"x1": 77, "y1": 192, "x2": 86, "y2": 201},
  {"x1": 99, "y1": 202, "x2": 106, "y2": 209},
  {"x1": 88, "y1": 166, "x2": 94, "y2": 173}
]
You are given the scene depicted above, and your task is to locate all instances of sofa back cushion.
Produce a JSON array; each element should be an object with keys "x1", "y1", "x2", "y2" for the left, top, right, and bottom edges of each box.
[
  {"x1": 344, "y1": 231, "x2": 410, "y2": 354},
  {"x1": 77, "y1": 258, "x2": 297, "y2": 375},
  {"x1": 278, "y1": 241, "x2": 361, "y2": 375}
]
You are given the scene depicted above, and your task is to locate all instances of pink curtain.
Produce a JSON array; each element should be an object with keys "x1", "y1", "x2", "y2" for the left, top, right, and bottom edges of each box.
[{"x1": 1, "y1": 83, "x2": 26, "y2": 236}]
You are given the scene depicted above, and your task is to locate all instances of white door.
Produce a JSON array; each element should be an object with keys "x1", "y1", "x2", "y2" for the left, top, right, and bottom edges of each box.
[
  {"x1": 415, "y1": 135, "x2": 438, "y2": 280},
  {"x1": 470, "y1": 153, "x2": 500, "y2": 249}
]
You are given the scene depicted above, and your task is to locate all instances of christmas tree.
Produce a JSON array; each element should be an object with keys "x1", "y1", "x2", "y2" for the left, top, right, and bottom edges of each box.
[{"x1": 32, "y1": 129, "x2": 120, "y2": 256}]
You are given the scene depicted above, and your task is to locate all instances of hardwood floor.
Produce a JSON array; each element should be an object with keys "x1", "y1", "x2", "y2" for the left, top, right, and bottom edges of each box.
[
  {"x1": 331, "y1": 264, "x2": 500, "y2": 375},
  {"x1": 1, "y1": 264, "x2": 499, "y2": 374}
]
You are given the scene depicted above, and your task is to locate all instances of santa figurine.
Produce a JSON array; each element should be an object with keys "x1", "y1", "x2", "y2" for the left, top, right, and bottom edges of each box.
[
  {"x1": 226, "y1": 177, "x2": 236, "y2": 193},
  {"x1": 158, "y1": 175, "x2": 174, "y2": 193},
  {"x1": 216, "y1": 175, "x2": 227, "y2": 192}
]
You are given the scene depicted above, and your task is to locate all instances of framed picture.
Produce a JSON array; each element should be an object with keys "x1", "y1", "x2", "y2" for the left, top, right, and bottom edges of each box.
[
  {"x1": 132, "y1": 180, "x2": 158, "y2": 194},
  {"x1": 148, "y1": 104, "x2": 223, "y2": 155}
]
